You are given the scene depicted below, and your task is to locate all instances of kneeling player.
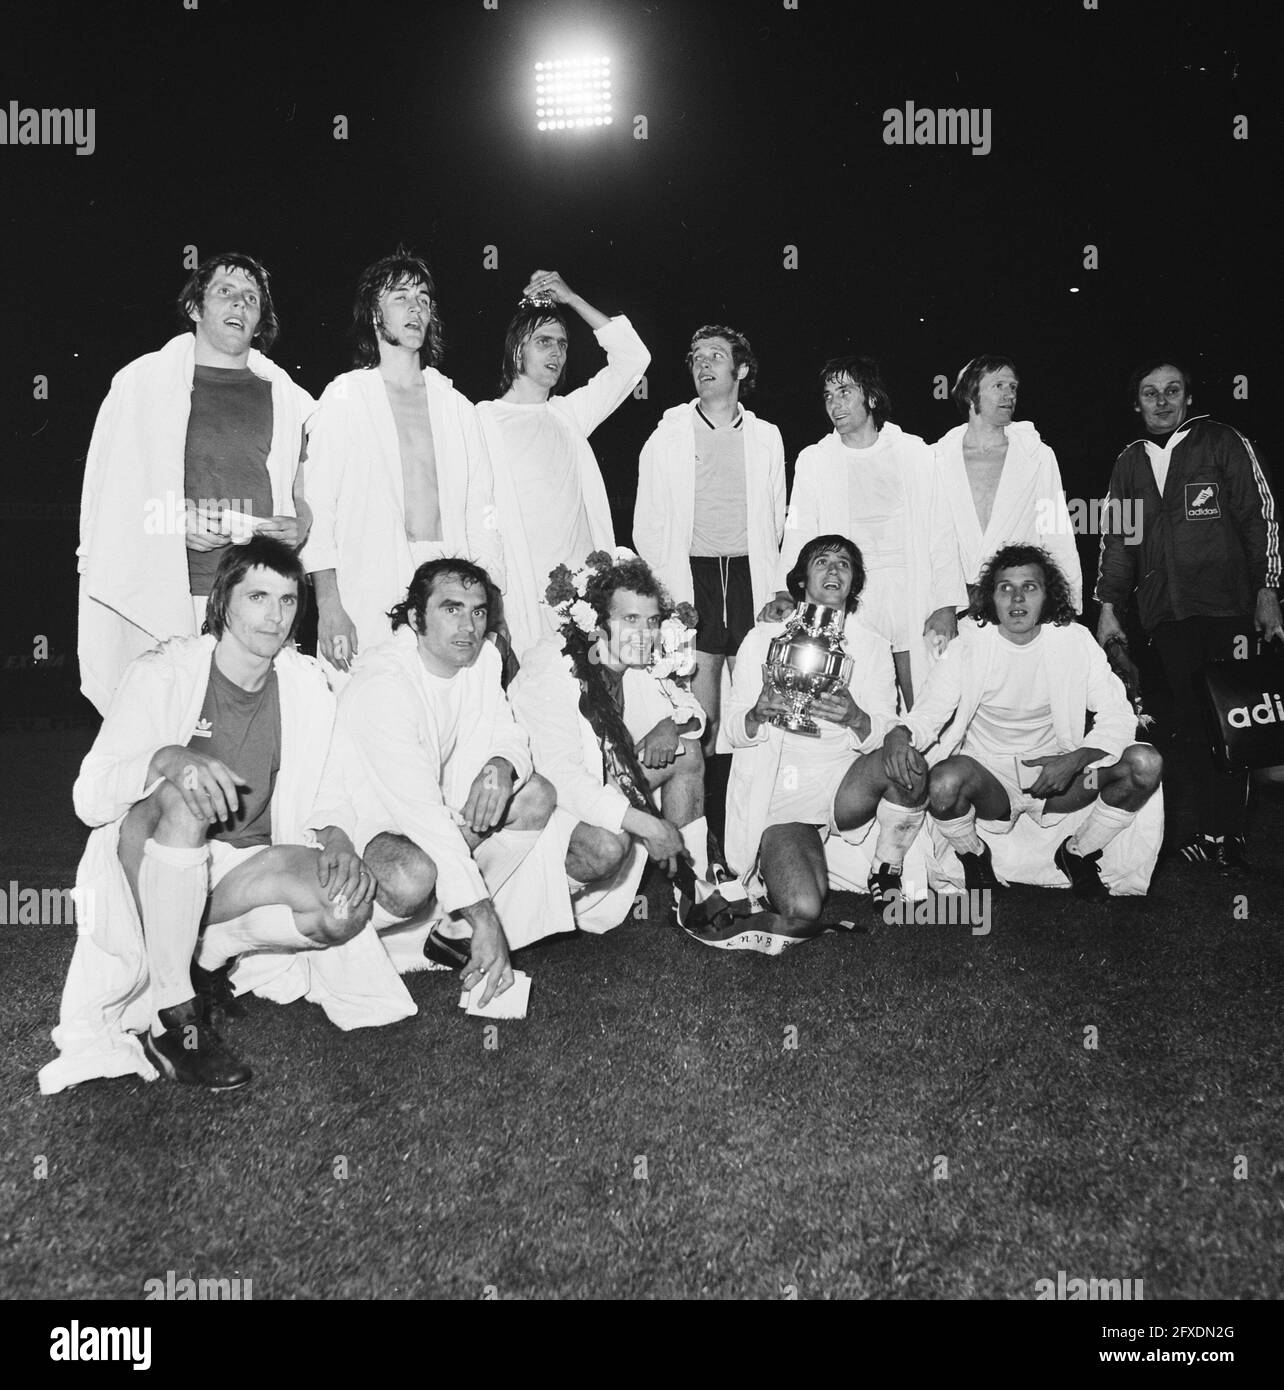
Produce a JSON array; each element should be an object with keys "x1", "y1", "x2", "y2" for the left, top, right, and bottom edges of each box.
[
  {"x1": 42, "y1": 538, "x2": 397, "y2": 1096},
  {"x1": 509, "y1": 550, "x2": 712, "y2": 932},
  {"x1": 883, "y1": 544, "x2": 1163, "y2": 898},
  {"x1": 717, "y1": 534, "x2": 928, "y2": 948},
  {"x1": 334, "y1": 559, "x2": 568, "y2": 1003}
]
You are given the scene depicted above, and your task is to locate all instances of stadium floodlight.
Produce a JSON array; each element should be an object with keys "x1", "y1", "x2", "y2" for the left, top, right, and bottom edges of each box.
[{"x1": 534, "y1": 54, "x2": 612, "y2": 132}]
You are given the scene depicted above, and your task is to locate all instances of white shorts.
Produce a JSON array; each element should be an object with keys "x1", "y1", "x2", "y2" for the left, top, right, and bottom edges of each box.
[
  {"x1": 763, "y1": 744, "x2": 856, "y2": 838},
  {"x1": 970, "y1": 751, "x2": 1069, "y2": 833},
  {"x1": 208, "y1": 839, "x2": 270, "y2": 888},
  {"x1": 856, "y1": 565, "x2": 913, "y2": 652}
]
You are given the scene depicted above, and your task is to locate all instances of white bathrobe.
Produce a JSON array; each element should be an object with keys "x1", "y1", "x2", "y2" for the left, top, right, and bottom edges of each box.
[
  {"x1": 775, "y1": 424, "x2": 967, "y2": 700},
  {"x1": 897, "y1": 619, "x2": 1163, "y2": 894},
  {"x1": 77, "y1": 334, "x2": 314, "y2": 715},
  {"x1": 333, "y1": 627, "x2": 575, "y2": 950},
  {"x1": 479, "y1": 316, "x2": 651, "y2": 658},
  {"x1": 299, "y1": 367, "x2": 505, "y2": 662},
  {"x1": 38, "y1": 636, "x2": 415, "y2": 1096},
  {"x1": 933, "y1": 420, "x2": 1083, "y2": 610},
  {"x1": 722, "y1": 615, "x2": 901, "y2": 883},
  {"x1": 508, "y1": 637, "x2": 706, "y2": 932},
  {"x1": 632, "y1": 401, "x2": 786, "y2": 612}
]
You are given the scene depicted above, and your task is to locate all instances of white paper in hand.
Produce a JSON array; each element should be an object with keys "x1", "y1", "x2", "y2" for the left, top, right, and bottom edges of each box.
[
  {"x1": 459, "y1": 969, "x2": 531, "y2": 1020},
  {"x1": 221, "y1": 508, "x2": 259, "y2": 542}
]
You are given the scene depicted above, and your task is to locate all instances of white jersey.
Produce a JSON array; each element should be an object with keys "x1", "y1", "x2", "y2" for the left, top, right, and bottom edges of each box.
[
  {"x1": 484, "y1": 401, "x2": 597, "y2": 594},
  {"x1": 836, "y1": 434, "x2": 911, "y2": 649},
  {"x1": 959, "y1": 628, "x2": 1059, "y2": 767}
]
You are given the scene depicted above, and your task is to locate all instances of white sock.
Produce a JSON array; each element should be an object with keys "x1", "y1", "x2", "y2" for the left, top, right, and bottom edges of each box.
[
  {"x1": 873, "y1": 797, "x2": 927, "y2": 870},
  {"x1": 475, "y1": 827, "x2": 541, "y2": 898},
  {"x1": 140, "y1": 839, "x2": 209, "y2": 1033},
  {"x1": 935, "y1": 809, "x2": 985, "y2": 856},
  {"x1": 679, "y1": 816, "x2": 710, "y2": 878},
  {"x1": 197, "y1": 904, "x2": 320, "y2": 970},
  {"x1": 1069, "y1": 800, "x2": 1137, "y2": 858}
]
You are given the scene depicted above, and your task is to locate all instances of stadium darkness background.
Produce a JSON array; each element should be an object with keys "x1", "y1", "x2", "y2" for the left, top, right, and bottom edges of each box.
[{"x1": 1, "y1": 0, "x2": 1275, "y2": 720}]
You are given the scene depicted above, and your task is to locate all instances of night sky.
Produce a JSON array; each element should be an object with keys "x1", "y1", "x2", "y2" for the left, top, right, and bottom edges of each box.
[{"x1": 2, "y1": 0, "x2": 1275, "y2": 717}]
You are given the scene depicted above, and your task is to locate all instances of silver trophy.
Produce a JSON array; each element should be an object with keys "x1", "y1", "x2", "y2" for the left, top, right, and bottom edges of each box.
[{"x1": 762, "y1": 602, "x2": 854, "y2": 737}]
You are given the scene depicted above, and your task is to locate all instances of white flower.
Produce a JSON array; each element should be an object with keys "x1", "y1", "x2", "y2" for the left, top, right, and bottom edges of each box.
[
  {"x1": 569, "y1": 600, "x2": 599, "y2": 635},
  {"x1": 658, "y1": 617, "x2": 687, "y2": 648},
  {"x1": 657, "y1": 618, "x2": 696, "y2": 676},
  {"x1": 613, "y1": 546, "x2": 636, "y2": 562},
  {"x1": 572, "y1": 567, "x2": 590, "y2": 597},
  {"x1": 670, "y1": 647, "x2": 697, "y2": 677}
]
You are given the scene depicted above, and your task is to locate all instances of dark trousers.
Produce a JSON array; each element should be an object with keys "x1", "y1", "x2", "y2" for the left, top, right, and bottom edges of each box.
[{"x1": 1150, "y1": 615, "x2": 1254, "y2": 837}]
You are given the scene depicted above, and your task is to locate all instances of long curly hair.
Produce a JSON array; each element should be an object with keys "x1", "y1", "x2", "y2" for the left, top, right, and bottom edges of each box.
[
  {"x1": 559, "y1": 555, "x2": 676, "y2": 815},
  {"x1": 352, "y1": 249, "x2": 445, "y2": 370},
  {"x1": 970, "y1": 544, "x2": 1078, "y2": 628}
]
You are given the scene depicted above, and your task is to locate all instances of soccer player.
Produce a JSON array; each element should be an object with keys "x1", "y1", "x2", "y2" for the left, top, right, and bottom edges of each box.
[
  {"x1": 78, "y1": 253, "x2": 313, "y2": 714},
  {"x1": 42, "y1": 538, "x2": 411, "y2": 1096},
  {"x1": 764, "y1": 356, "x2": 965, "y2": 708},
  {"x1": 509, "y1": 550, "x2": 710, "y2": 932},
  {"x1": 633, "y1": 324, "x2": 786, "y2": 752},
  {"x1": 1096, "y1": 358, "x2": 1281, "y2": 870},
  {"x1": 479, "y1": 270, "x2": 650, "y2": 658},
  {"x1": 720, "y1": 534, "x2": 926, "y2": 947},
  {"x1": 885, "y1": 544, "x2": 1164, "y2": 898},
  {"x1": 933, "y1": 354, "x2": 1082, "y2": 610},
  {"x1": 302, "y1": 249, "x2": 504, "y2": 677},
  {"x1": 332, "y1": 559, "x2": 570, "y2": 1002}
]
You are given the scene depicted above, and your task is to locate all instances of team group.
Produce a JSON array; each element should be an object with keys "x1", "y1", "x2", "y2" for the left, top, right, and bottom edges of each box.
[{"x1": 42, "y1": 249, "x2": 1280, "y2": 1092}]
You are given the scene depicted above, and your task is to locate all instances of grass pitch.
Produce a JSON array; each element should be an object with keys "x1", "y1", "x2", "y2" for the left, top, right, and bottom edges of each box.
[{"x1": 2, "y1": 727, "x2": 1281, "y2": 1299}]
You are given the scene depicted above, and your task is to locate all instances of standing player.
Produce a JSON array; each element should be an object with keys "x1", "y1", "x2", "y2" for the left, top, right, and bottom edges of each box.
[
  {"x1": 764, "y1": 356, "x2": 965, "y2": 708},
  {"x1": 933, "y1": 354, "x2": 1082, "y2": 610},
  {"x1": 79, "y1": 253, "x2": 312, "y2": 713},
  {"x1": 479, "y1": 270, "x2": 650, "y2": 658},
  {"x1": 303, "y1": 249, "x2": 504, "y2": 677},
  {"x1": 633, "y1": 324, "x2": 785, "y2": 750}
]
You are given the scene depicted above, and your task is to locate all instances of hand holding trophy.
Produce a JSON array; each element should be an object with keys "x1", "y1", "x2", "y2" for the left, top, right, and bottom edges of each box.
[{"x1": 761, "y1": 602, "x2": 855, "y2": 737}]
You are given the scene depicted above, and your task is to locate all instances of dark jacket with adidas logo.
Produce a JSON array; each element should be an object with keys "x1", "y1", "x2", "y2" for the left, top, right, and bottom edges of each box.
[{"x1": 1095, "y1": 416, "x2": 1280, "y2": 632}]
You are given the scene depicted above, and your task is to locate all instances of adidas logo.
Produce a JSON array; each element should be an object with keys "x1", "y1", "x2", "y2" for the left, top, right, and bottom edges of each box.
[
  {"x1": 191, "y1": 718, "x2": 213, "y2": 738},
  {"x1": 1226, "y1": 692, "x2": 1284, "y2": 728},
  {"x1": 1185, "y1": 482, "x2": 1220, "y2": 518}
]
